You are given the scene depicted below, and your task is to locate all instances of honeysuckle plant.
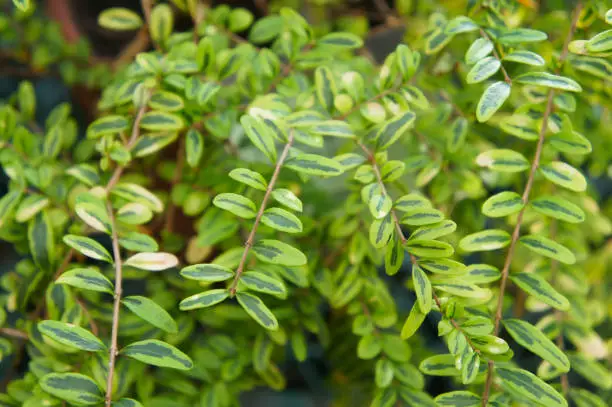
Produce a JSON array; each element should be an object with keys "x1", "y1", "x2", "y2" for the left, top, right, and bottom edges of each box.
[{"x1": 0, "y1": 0, "x2": 610, "y2": 406}]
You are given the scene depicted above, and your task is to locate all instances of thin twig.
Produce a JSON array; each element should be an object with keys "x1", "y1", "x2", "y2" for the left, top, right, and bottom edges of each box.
[
  {"x1": 228, "y1": 133, "x2": 296, "y2": 296},
  {"x1": 481, "y1": 4, "x2": 582, "y2": 404},
  {"x1": 105, "y1": 201, "x2": 123, "y2": 407},
  {"x1": 0, "y1": 328, "x2": 28, "y2": 340}
]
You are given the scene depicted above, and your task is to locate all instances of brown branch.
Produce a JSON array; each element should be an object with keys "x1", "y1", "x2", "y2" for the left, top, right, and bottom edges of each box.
[
  {"x1": 104, "y1": 201, "x2": 123, "y2": 407},
  {"x1": 105, "y1": 94, "x2": 150, "y2": 193},
  {"x1": 0, "y1": 327, "x2": 28, "y2": 340},
  {"x1": 479, "y1": 29, "x2": 512, "y2": 85},
  {"x1": 481, "y1": 4, "x2": 583, "y2": 404},
  {"x1": 228, "y1": 133, "x2": 296, "y2": 296}
]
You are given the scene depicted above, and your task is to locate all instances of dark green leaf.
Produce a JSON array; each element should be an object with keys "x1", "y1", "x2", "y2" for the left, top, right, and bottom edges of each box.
[
  {"x1": 98, "y1": 8, "x2": 142, "y2": 31},
  {"x1": 510, "y1": 273, "x2": 570, "y2": 311},
  {"x1": 63, "y1": 235, "x2": 112, "y2": 263},
  {"x1": 515, "y1": 72, "x2": 582, "y2": 92},
  {"x1": 237, "y1": 292, "x2": 278, "y2": 330},
  {"x1": 466, "y1": 56, "x2": 501, "y2": 84},
  {"x1": 314, "y1": 66, "x2": 336, "y2": 111},
  {"x1": 419, "y1": 354, "x2": 459, "y2": 376},
  {"x1": 28, "y1": 211, "x2": 54, "y2": 272},
  {"x1": 271, "y1": 189, "x2": 302, "y2": 212},
  {"x1": 530, "y1": 196, "x2": 585, "y2": 223},
  {"x1": 261, "y1": 208, "x2": 303, "y2": 233},
  {"x1": 121, "y1": 339, "x2": 193, "y2": 370},
  {"x1": 180, "y1": 264, "x2": 234, "y2": 282},
  {"x1": 213, "y1": 193, "x2": 257, "y2": 219},
  {"x1": 476, "y1": 81, "x2": 510, "y2": 122},
  {"x1": 503, "y1": 51, "x2": 545, "y2": 66},
  {"x1": 57, "y1": 268, "x2": 114, "y2": 294},
  {"x1": 123, "y1": 296, "x2": 178, "y2": 334},
  {"x1": 413, "y1": 265, "x2": 432, "y2": 313},
  {"x1": 229, "y1": 168, "x2": 267, "y2": 191},
  {"x1": 318, "y1": 32, "x2": 363, "y2": 49},
  {"x1": 285, "y1": 153, "x2": 343, "y2": 177},
  {"x1": 240, "y1": 271, "x2": 287, "y2": 299},
  {"x1": 40, "y1": 373, "x2": 103, "y2": 405},
  {"x1": 119, "y1": 232, "x2": 159, "y2": 252},
  {"x1": 240, "y1": 115, "x2": 277, "y2": 162},
  {"x1": 476, "y1": 149, "x2": 529, "y2": 173},
  {"x1": 406, "y1": 240, "x2": 454, "y2": 258},
  {"x1": 496, "y1": 367, "x2": 567, "y2": 407},
  {"x1": 252, "y1": 239, "x2": 307, "y2": 266},
  {"x1": 435, "y1": 391, "x2": 480, "y2": 407},
  {"x1": 111, "y1": 183, "x2": 163, "y2": 212},
  {"x1": 482, "y1": 191, "x2": 524, "y2": 217},
  {"x1": 539, "y1": 161, "x2": 587, "y2": 192},
  {"x1": 179, "y1": 289, "x2": 229, "y2": 310},
  {"x1": 140, "y1": 111, "x2": 184, "y2": 131},
  {"x1": 459, "y1": 229, "x2": 511, "y2": 252},
  {"x1": 38, "y1": 320, "x2": 105, "y2": 352},
  {"x1": 375, "y1": 111, "x2": 416, "y2": 150},
  {"x1": 519, "y1": 234, "x2": 576, "y2": 264}
]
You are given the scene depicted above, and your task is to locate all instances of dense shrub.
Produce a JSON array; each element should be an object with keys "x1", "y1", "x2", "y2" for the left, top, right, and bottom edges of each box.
[{"x1": 0, "y1": 0, "x2": 610, "y2": 406}]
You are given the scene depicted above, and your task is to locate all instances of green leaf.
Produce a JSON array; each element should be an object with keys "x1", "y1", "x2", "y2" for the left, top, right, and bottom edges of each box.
[
  {"x1": 98, "y1": 8, "x2": 143, "y2": 31},
  {"x1": 63, "y1": 235, "x2": 112, "y2": 263},
  {"x1": 401, "y1": 208, "x2": 444, "y2": 226},
  {"x1": 499, "y1": 28, "x2": 547, "y2": 44},
  {"x1": 111, "y1": 183, "x2": 163, "y2": 212},
  {"x1": 57, "y1": 268, "x2": 114, "y2": 294},
  {"x1": 310, "y1": 120, "x2": 355, "y2": 139},
  {"x1": 510, "y1": 273, "x2": 570, "y2": 311},
  {"x1": 586, "y1": 29, "x2": 612, "y2": 52},
  {"x1": 435, "y1": 282, "x2": 492, "y2": 300},
  {"x1": 375, "y1": 111, "x2": 416, "y2": 150},
  {"x1": 318, "y1": 32, "x2": 363, "y2": 49},
  {"x1": 179, "y1": 289, "x2": 229, "y2": 310},
  {"x1": 530, "y1": 196, "x2": 585, "y2": 223},
  {"x1": 121, "y1": 339, "x2": 193, "y2": 370},
  {"x1": 44, "y1": 126, "x2": 63, "y2": 158},
  {"x1": 124, "y1": 252, "x2": 179, "y2": 271},
  {"x1": 40, "y1": 373, "x2": 104, "y2": 405},
  {"x1": 28, "y1": 211, "x2": 54, "y2": 272},
  {"x1": 370, "y1": 215, "x2": 394, "y2": 249},
  {"x1": 410, "y1": 220, "x2": 456, "y2": 241},
  {"x1": 261, "y1": 208, "x2": 303, "y2": 233},
  {"x1": 12, "y1": 0, "x2": 32, "y2": 12},
  {"x1": 406, "y1": 240, "x2": 454, "y2": 258},
  {"x1": 315, "y1": 66, "x2": 336, "y2": 111},
  {"x1": 435, "y1": 391, "x2": 480, "y2": 407},
  {"x1": 401, "y1": 303, "x2": 426, "y2": 339},
  {"x1": 459, "y1": 229, "x2": 511, "y2": 252},
  {"x1": 465, "y1": 38, "x2": 493, "y2": 64},
  {"x1": 539, "y1": 161, "x2": 587, "y2": 192},
  {"x1": 271, "y1": 189, "x2": 302, "y2": 212},
  {"x1": 15, "y1": 194, "x2": 49, "y2": 223},
  {"x1": 470, "y1": 335, "x2": 509, "y2": 354},
  {"x1": 500, "y1": 114, "x2": 539, "y2": 141},
  {"x1": 413, "y1": 265, "x2": 432, "y2": 313},
  {"x1": 503, "y1": 319, "x2": 570, "y2": 371},
  {"x1": 445, "y1": 16, "x2": 478, "y2": 35},
  {"x1": 568, "y1": 354, "x2": 612, "y2": 389},
  {"x1": 113, "y1": 399, "x2": 144, "y2": 407},
  {"x1": 117, "y1": 202, "x2": 153, "y2": 225},
  {"x1": 228, "y1": 8, "x2": 253, "y2": 32},
  {"x1": 402, "y1": 86, "x2": 429, "y2": 109},
  {"x1": 375, "y1": 359, "x2": 394, "y2": 388},
  {"x1": 149, "y1": 91, "x2": 184, "y2": 112},
  {"x1": 476, "y1": 81, "x2": 511, "y2": 122},
  {"x1": 140, "y1": 111, "x2": 184, "y2": 131},
  {"x1": 503, "y1": 51, "x2": 545, "y2": 66},
  {"x1": 240, "y1": 271, "x2": 287, "y2": 298},
  {"x1": 38, "y1": 320, "x2": 105, "y2": 352},
  {"x1": 237, "y1": 292, "x2": 278, "y2": 330},
  {"x1": 119, "y1": 232, "x2": 159, "y2": 252},
  {"x1": 66, "y1": 164, "x2": 100, "y2": 187},
  {"x1": 185, "y1": 128, "x2": 204, "y2": 168},
  {"x1": 464, "y1": 264, "x2": 501, "y2": 284},
  {"x1": 285, "y1": 154, "x2": 343, "y2": 177},
  {"x1": 75, "y1": 201, "x2": 112, "y2": 233},
  {"x1": 252, "y1": 239, "x2": 307, "y2": 266},
  {"x1": 150, "y1": 3, "x2": 173, "y2": 44},
  {"x1": 131, "y1": 132, "x2": 176, "y2": 158},
  {"x1": 420, "y1": 354, "x2": 459, "y2": 376},
  {"x1": 363, "y1": 184, "x2": 392, "y2": 219},
  {"x1": 570, "y1": 389, "x2": 607, "y2": 407},
  {"x1": 461, "y1": 317, "x2": 494, "y2": 336},
  {"x1": 419, "y1": 258, "x2": 465, "y2": 275},
  {"x1": 425, "y1": 28, "x2": 452, "y2": 54},
  {"x1": 249, "y1": 15, "x2": 283, "y2": 44},
  {"x1": 213, "y1": 193, "x2": 257, "y2": 219},
  {"x1": 240, "y1": 115, "x2": 277, "y2": 162},
  {"x1": 399, "y1": 388, "x2": 436, "y2": 407},
  {"x1": 548, "y1": 129, "x2": 592, "y2": 156},
  {"x1": 476, "y1": 149, "x2": 529, "y2": 173},
  {"x1": 0, "y1": 190, "x2": 21, "y2": 227},
  {"x1": 461, "y1": 352, "x2": 480, "y2": 384},
  {"x1": 385, "y1": 236, "x2": 404, "y2": 276},
  {"x1": 357, "y1": 334, "x2": 382, "y2": 359},
  {"x1": 466, "y1": 56, "x2": 501, "y2": 84},
  {"x1": 123, "y1": 296, "x2": 178, "y2": 334},
  {"x1": 447, "y1": 117, "x2": 468, "y2": 152},
  {"x1": 496, "y1": 367, "x2": 567, "y2": 407},
  {"x1": 482, "y1": 191, "x2": 524, "y2": 217},
  {"x1": 395, "y1": 193, "x2": 431, "y2": 212},
  {"x1": 229, "y1": 168, "x2": 267, "y2": 191},
  {"x1": 180, "y1": 264, "x2": 234, "y2": 282},
  {"x1": 515, "y1": 72, "x2": 582, "y2": 92},
  {"x1": 519, "y1": 234, "x2": 576, "y2": 264},
  {"x1": 87, "y1": 115, "x2": 129, "y2": 138}
]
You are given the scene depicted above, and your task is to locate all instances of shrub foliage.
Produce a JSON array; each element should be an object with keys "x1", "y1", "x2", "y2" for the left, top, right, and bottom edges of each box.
[{"x1": 0, "y1": 0, "x2": 611, "y2": 406}]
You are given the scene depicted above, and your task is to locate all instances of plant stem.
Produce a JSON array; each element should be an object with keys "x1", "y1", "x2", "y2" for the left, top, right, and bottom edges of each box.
[
  {"x1": 105, "y1": 201, "x2": 123, "y2": 407},
  {"x1": 228, "y1": 133, "x2": 295, "y2": 296},
  {"x1": 481, "y1": 4, "x2": 582, "y2": 404},
  {"x1": 0, "y1": 327, "x2": 28, "y2": 340}
]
